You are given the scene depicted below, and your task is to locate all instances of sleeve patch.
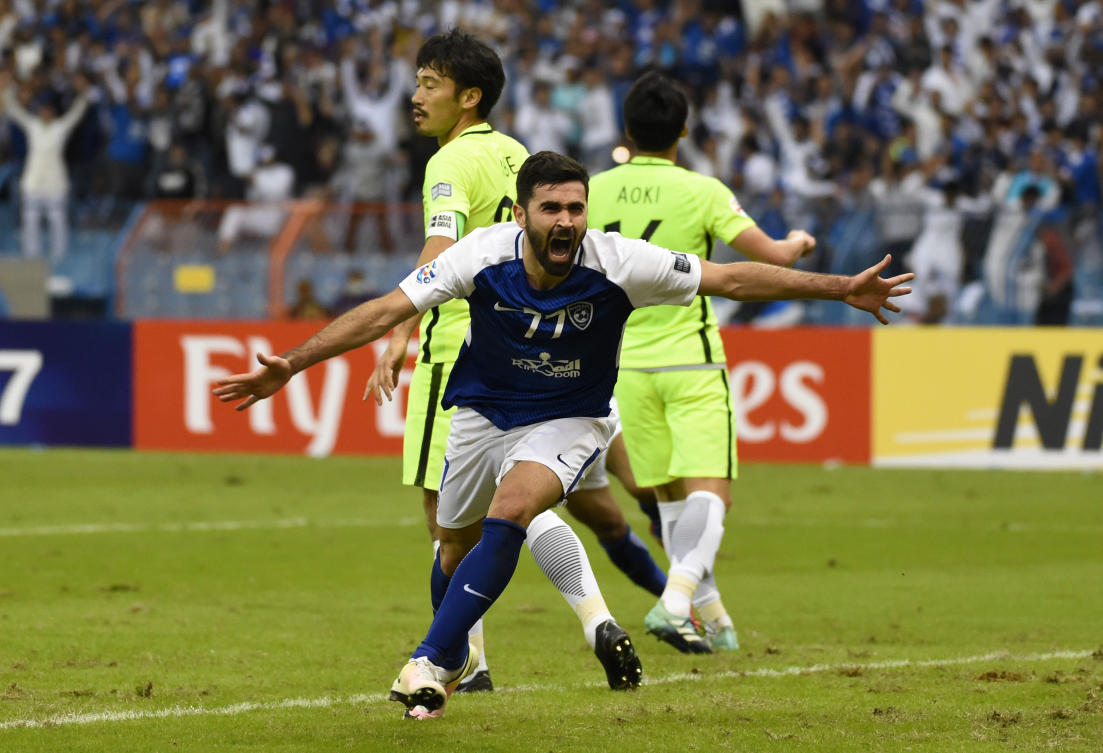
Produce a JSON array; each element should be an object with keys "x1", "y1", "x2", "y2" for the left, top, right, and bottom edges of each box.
[
  {"x1": 429, "y1": 213, "x2": 455, "y2": 231},
  {"x1": 415, "y1": 260, "x2": 439, "y2": 284},
  {"x1": 672, "y1": 252, "x2": 691, "y2": 274},
  {"x1": 729, "y1": 197, "x2": 747, "y2": 216},
  {"x1": 431, "y1": 182, "x2": 453, "y2": 200}
]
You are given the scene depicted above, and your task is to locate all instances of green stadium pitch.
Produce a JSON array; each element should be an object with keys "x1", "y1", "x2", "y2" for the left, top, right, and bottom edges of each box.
[{"x1": 1, "y1": 448, "x2": 1101, "y2": 752}]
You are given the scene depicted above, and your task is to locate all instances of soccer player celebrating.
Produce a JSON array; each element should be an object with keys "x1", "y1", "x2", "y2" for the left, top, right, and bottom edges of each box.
[
  {"x1": 365, "y1": 29, "x2": 660, "y2": 695},
  {"x1": 588, "y1": 71, "x2": 818, "y2": 653},
  {"x1": 215, "y1": 151, "x2": 912, "y2": 720}
]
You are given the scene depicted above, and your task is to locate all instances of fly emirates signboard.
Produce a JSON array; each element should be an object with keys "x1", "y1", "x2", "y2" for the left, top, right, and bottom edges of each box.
[
  {"x1": 134, "y1": 322, "x2": 871, "y2": 462},
  {"x1": 134, "y1": 322, "x2": 414, "y2": 456}
]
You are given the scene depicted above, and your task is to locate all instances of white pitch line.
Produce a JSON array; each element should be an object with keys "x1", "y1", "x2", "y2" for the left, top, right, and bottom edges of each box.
[
  {"x1": 0, "y1": 649, "x2": 1092, "y2": 730},
  {"x1": 0, "y1": 517, "x2": 422, "y2": 538}
]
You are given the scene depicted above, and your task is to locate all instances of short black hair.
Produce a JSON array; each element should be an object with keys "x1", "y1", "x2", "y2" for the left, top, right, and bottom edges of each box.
[
  {"x1": 416, "y1": 28, "x2": 505, "y2": 119},
  {"x1": 622, "y1": 71, "x2": 688, "y2": 152},
  {"x1": 516, "y1": 152, "x2": 589, "y2": 209}
]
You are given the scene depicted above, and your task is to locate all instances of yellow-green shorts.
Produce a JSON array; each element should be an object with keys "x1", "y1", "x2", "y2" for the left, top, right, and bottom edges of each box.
[
  {"x1": 613, "y1": 367, "x2": 738, "y2": 487},
  {"x1": 402, "y1": 359, "x2": 456, "y2": 491}
]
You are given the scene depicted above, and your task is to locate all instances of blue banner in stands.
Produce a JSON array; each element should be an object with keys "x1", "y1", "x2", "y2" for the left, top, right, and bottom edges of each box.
[{"x1": 0, "y1": 321, "x2": 132, "y2": 447}]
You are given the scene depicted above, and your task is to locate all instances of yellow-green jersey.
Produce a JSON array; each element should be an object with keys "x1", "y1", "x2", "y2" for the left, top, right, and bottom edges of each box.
[
  {"x1": 588, "y1": 156, "x2": 756, "y2": 369},
  {"x1": 418, "y1": 123, "x2": 529, "y2": 363}
]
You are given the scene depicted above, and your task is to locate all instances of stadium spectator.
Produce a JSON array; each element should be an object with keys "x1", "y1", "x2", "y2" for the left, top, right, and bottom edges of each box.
[
  {"x1": 95, "y1": 73, "x2": 149, "y2": 202},
  {"x1": 576, "y1": 65, "x2": 618, "y2": 175},
  {"x1": 215, "y1": 144, "x2": 293, "y2": 255},
  {"x1": 900, "y1": 168, "x2": 990, "y2": 323},
  {"x1": 287, "y1": 278, "x2": 329, "y2": 320},
  {"x1": 982, "y1": 184, "x2": 1052, "y2": 324},
  {"x1": 331, "y1": 268, "x2": 378, "y2": 315},
  {"x1": 513, "y1": 79, "x2": 571, "y2": 156},
  {"x1": 149, "y1": 142, "x2": 207, "y2": 200},
  {"x1": 2, "y1": 70, "x2": 88, "y2": 261},
  {"x1": 332, "y1": 36, "x2": 408, "y2": 253}
]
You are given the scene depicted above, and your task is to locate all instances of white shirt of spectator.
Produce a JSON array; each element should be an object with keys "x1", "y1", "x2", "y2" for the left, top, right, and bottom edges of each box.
[{"x1": 3, "y1": 90, "x2": 88, "y2": 198}]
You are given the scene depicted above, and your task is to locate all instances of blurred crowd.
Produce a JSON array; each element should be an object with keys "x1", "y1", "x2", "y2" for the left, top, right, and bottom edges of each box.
[{"x1": 1, "y1": 0, "x2": 1101, "y2": 324}]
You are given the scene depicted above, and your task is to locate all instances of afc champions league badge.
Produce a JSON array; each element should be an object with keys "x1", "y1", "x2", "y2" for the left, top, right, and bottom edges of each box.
[
  {"x1": 416, "y1": 260, "x2": 438, "y2": 284},
  {"x1": 567, "y1": 302, "x2": 593, "y2": 331}
]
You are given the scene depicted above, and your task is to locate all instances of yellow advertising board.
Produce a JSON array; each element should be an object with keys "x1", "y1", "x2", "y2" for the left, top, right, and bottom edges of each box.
[{"x1": 873, "y1": 328, "x2": 1103, "y2": 469}]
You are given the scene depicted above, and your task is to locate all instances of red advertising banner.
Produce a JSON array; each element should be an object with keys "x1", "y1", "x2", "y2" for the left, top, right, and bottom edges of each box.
[
  {"x1": 134, "y1": 322, "x2": 871, "y2": 463},
  {"x1": 720, "y1": 328, "x2": 871, "y2": 464},
  {"x1": 133, "y1": 321, "x2": 418, "y2": 456}
]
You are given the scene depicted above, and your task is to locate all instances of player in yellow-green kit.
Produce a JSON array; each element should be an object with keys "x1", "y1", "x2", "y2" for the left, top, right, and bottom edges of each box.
[{"x1": 588, "y1": 71, "x2": 816, "y2": 653}]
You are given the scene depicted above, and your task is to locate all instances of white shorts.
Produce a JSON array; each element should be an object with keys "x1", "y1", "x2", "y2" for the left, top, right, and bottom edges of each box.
[
  {"x1": 436, "y1": 407, "x2": 617, "y2": 529},
  {"x1": 571, "y1": 398, "x2": 622, "y2": 492}
]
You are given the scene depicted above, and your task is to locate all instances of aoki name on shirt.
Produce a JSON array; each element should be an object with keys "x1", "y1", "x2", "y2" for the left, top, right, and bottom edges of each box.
[{"x1": 615, "y1": 185, "x2": 661, "y2": 204}]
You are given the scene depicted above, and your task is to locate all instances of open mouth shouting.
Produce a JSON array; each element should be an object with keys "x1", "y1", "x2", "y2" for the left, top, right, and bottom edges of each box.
[{"x1": 547, "y1": 232, "x2": 575, "y2": 264}]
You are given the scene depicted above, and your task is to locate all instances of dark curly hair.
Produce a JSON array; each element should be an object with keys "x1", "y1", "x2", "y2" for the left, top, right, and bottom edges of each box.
[{"x1": 516, "y1": 152, "x2": 589, "y2": 209}]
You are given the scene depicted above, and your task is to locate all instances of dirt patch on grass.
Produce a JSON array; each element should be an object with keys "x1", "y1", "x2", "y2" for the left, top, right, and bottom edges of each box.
[
  {"x1": 976, "y1": 669, "x2": 1026, "y2": 682},
  {"x1": 987, "y1": 710, "x2": 1021, "y2": 727},
  {"x1": 100, "y1": 583, "x2": 140, "y2": 593}
]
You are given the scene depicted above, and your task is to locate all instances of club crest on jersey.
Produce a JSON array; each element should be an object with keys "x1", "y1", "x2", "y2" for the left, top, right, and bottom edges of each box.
[
  {"x1": 415, "y1": 260, "x2": 438, "y2": 284},
  {"x1": 431, "y1": 182, "x2": 452, "y2": 200},
  {"x1": 567, "y1": 302, "x2": 593, "y2": 331}
]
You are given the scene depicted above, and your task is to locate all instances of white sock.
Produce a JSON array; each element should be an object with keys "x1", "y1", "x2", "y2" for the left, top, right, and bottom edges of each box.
[
  {"x1": 661, "y1": 491, "x2": 725, "y2": 617},
  {"x1": 657, "y1": 499, "x2": 686, "y2": 555},
  {"x1": 527, "y1": 510, "x2": 612, "y2": 649},
  {"x1": 693, "y1": 573, "x2": 734, "y2": 634}
]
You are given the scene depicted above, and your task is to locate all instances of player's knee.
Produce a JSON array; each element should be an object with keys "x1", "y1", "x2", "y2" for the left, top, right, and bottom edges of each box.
[
  {"x1": 565, "y1": 489, "x2": 625, "y2": 541},
  {"x1": 489, "y1": 494, "x2": 535, "y2": 528},
  {"x1": 593, "y1": 515, "x2": 628, "y2": 544},
  {"x1": 438, "y1": 539, "x2": 468, "y2": 575}
]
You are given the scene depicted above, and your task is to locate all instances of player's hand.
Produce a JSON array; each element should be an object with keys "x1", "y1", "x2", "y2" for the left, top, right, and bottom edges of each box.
[
  {"x1": 786, "y1": 229, "x2": 816, "y2": 262},
  {"x1": 843, "y1": 254, "x2": 914, "y2": 325},
  {"x1": 212, "y1": 352, "x2": 294, "y2": 410},
  {"x1": 363, "y1": 338, "x2": 407, "y2": 405}
]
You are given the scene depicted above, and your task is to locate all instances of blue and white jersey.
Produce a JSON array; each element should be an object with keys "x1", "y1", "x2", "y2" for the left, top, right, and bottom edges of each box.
[{"x1": 398, "y1": 223, "x2": 702, "y2": 430}]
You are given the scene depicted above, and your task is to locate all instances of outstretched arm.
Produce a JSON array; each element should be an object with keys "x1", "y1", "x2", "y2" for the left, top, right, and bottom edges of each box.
[
  {"x1": 214, "y1": 287, "x2": 419, "y2": 410},
  {"x1": 698, "y1": 254, "x2": 913, "y2": 325}
]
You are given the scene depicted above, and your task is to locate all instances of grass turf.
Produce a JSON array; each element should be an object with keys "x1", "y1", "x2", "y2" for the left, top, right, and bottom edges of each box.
[{"x1": 1, "y1": 448, "x2": 1100, "y2": 751}]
